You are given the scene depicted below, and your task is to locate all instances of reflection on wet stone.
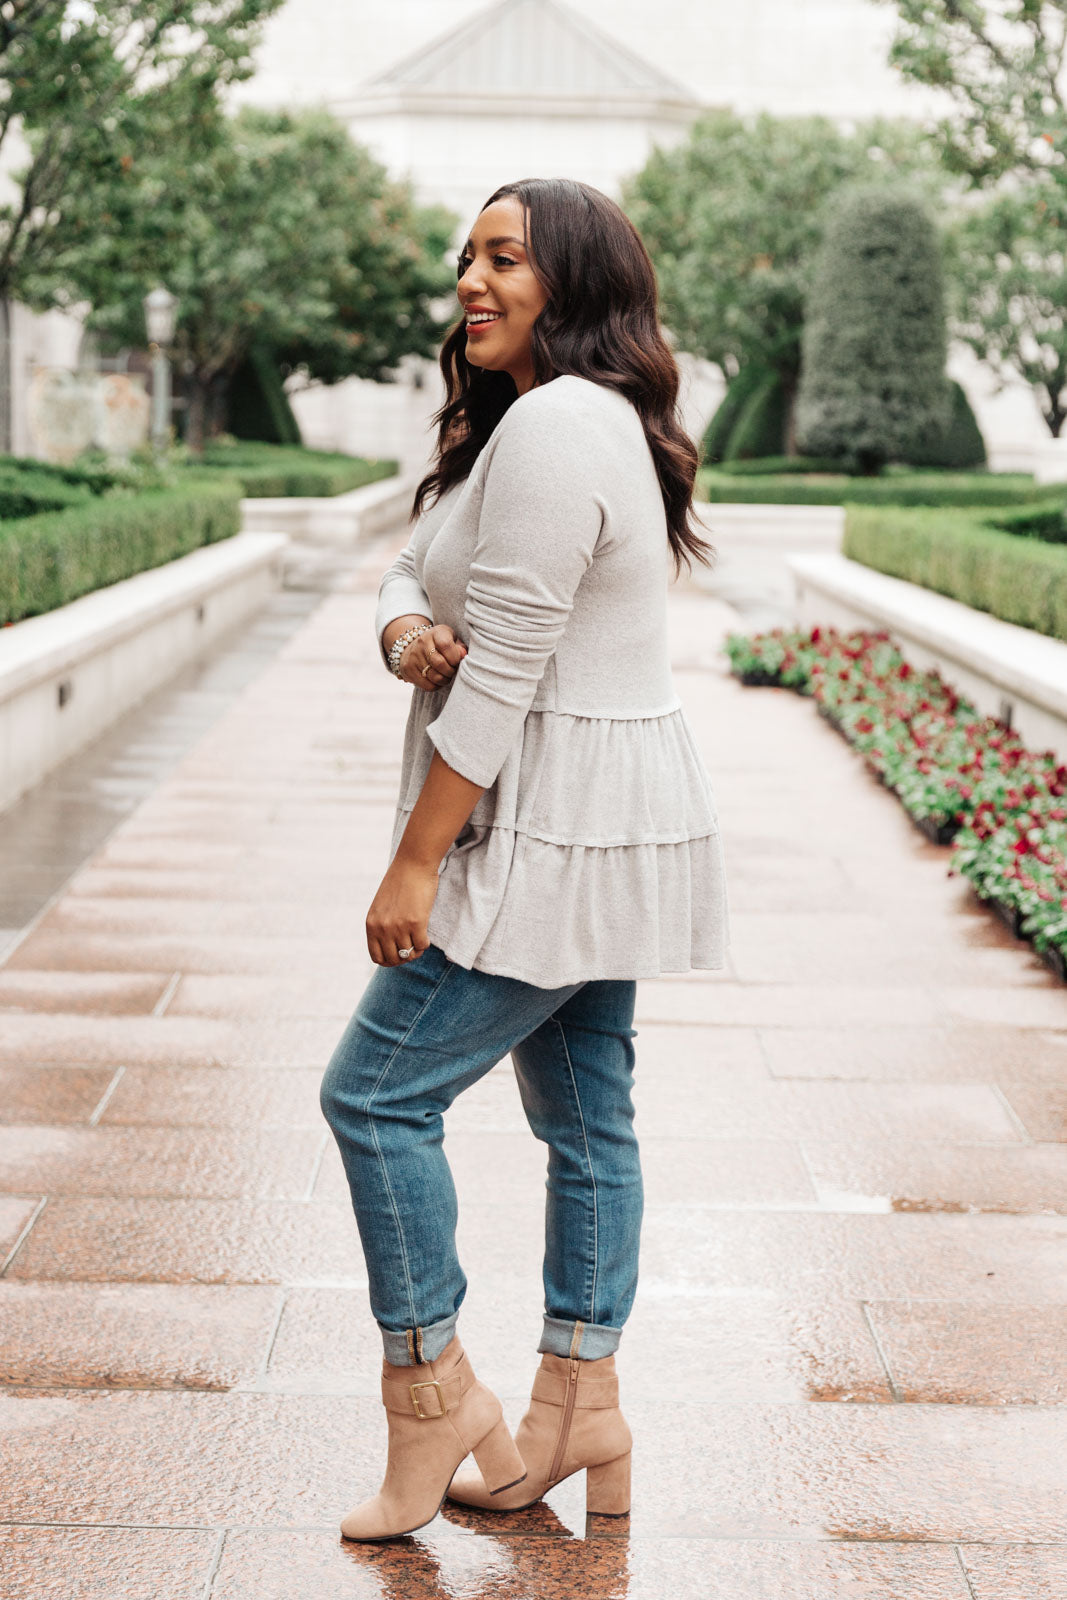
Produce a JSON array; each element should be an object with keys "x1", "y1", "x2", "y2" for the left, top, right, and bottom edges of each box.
[{"x1": 0, "y1": 527, "x2": 1065, "y2": 1597}]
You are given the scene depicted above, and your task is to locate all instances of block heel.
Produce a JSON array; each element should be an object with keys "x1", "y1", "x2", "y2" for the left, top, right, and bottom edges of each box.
[
  {"x1": 472, "y1": 1415, "x2": 527, "y2": 1495},
  {"x1": 449, "y1": 1352, "x2": 633, "y2": 1514},
  {"x1": 586, "y1": 1451, "x2": 631, "y2": 1516}
]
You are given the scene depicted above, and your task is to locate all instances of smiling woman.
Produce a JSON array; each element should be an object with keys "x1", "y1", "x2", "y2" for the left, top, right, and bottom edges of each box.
[
  {"x1": 453, "y1": 200, "x2": 549, "y2": 395},
  {"x1": 319, "y1": 175, "x2": 730, "y2": 1545}
]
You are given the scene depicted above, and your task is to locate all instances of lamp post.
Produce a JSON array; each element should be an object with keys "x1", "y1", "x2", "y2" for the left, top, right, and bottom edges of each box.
[{"x1": 143, "y1": 286, "x2": 178, "y2": 459}]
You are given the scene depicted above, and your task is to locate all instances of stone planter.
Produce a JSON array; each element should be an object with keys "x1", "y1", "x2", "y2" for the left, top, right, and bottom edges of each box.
[
  {"x1": 913, "y1": 812, "x2": 959, "y2": 848},
  {"x1": 1038, "y1": 941, "x2": 1067, "y2": 983},
  {"x1": 985, "y1": 894, "x2": 1025, "y2": 941}
]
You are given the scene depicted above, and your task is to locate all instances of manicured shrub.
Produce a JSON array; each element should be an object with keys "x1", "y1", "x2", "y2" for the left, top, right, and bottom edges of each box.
[
  {"x1": 0, "y1": 481, "x2": 241, "y2": 625},
  {"x1": 194, "y1": 442, "x2": 396, "y2": 498},
  {"x1": 905, "y1": 379, "x2": 987, "y2": 470},
  {"x1": 796, "y1": 187, "x2": 950, "y2": 472},
  {"x1": 697, "y1": 470, "x2": 1054, "y2": 508},
  {"x1": 709, "y1": 455, "x2": 846, "y2": 477},
  {"x1": 985, "y1": 502, "x2": 1067, "y2": 544},
  {"x1": 0, "y1": 465, "x2": 94, "y2": 520},
  {"x1": 227, "y1": 343, "x2": 303, "y2": 445},
  {"x1": 701, "y1": 365, "x2": 771, "y2": 464},
  {"x1": 843, "y1": 504, "x2": 1067, "y2": 641},
  {"x1": 723, "y1": 369, "x2": 788, "y2": 461}
]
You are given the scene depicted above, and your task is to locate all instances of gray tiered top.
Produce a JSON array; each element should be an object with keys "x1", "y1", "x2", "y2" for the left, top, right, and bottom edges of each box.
[{"x1": 375, "y1": 374, "x2": 731, "y2": 988}]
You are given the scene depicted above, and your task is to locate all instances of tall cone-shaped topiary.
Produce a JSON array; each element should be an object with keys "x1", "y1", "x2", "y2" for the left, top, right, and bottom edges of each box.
[{"x1": 795, "y1": 187, "x2": 950, "y2": 475}]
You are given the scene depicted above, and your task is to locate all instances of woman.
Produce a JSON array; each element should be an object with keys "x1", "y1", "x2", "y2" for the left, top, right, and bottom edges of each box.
[{"x1": 320, "y1": 176, "x2": 731, "y2": 1542}]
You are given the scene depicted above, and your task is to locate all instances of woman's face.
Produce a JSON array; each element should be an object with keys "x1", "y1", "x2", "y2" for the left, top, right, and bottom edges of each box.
[{"x1": 456, "y1": 197, "x2": 549, "y2": 396}]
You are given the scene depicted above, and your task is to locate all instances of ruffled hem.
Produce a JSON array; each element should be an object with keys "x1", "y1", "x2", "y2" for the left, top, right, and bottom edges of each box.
[
  {"x1": 399, "y1": 699, "x2": 719, "y2": 847},
  {"x1": 388, "y1": 812, "x2": 731, "y2": 988}
]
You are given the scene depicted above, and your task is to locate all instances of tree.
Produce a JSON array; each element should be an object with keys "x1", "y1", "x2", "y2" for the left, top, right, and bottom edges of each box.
[
  {"x1": 274, "y1": 169, "x2": 457, "y2": 390},
  {"x1": 36, "y1": 108, "x2": 458, "y2": 452},
  {"x1": 880, "y1": 0, "x2": 1067, "y2": 187},
  {"x1": 949, "y1": 188, "x2": 1067, "y2": 435},
  {"x1": 882, "y1": 2, "x2": 1067, "y2": 434},
  {"x1": 795, "y1": 188, "x2": 951, "y2": 473},
  {"x1": 622, "y1": 111, "x2": 939, "y2": 451},
  {"x1": 0, "y1": 0, "x2": 281, "y2": 303}
]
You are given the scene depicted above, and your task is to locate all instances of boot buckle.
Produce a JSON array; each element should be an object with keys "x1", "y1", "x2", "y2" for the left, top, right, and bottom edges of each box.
[{"x1": 409, "y1": 1379, "x2": 448, "y2": 1418}]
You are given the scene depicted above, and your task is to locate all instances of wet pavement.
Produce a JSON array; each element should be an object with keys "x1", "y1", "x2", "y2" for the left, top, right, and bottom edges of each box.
[{"x1": 1, "y1": 525, "x2": 1066, "y2": 1598}]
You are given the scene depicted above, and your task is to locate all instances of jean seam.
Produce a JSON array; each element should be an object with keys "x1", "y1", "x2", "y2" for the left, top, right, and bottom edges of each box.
[
  {"x1": 550, "y1": 1014, "x2": 599, "y2": 1324},
  {"x1": 362, "y1": 956, "x2": 457, "y2": 1333}
]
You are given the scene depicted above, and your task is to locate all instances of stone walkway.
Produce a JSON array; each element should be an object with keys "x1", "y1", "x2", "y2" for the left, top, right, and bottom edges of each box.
[{"x1": 0, "y1": 526, "x2": 1065, "y2": 1599}]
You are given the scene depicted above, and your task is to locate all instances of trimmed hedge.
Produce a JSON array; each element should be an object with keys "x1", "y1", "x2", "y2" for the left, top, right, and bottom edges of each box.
[
  {"x1": 986, "y1": 502, "x2": 1067, "y2": 543},
  {"x1": 0, "y1": 480, "x2": 242, "y2": 626},
  {"x1": 697, "y1": 469, "x2": 1055, "y2": 508},
  {"x1": 0, "y1": 465, "x2": 95, "y2": 520},
  {"x1": 843, "y1": 504, "x2": 1067, "y2": 642},
  {"x1": 713, "y1": 455, "x2": 846, "y2": 477},
  {"x1": 195, "y1": 443, "x2": 397, "y2": 499}
]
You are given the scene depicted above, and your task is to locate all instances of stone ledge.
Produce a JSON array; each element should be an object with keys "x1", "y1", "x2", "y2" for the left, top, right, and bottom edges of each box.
[
  {"x1": 787, "y1": 550, "x2": 1067, "y2": 759},
  {"x1": 0, "y1": 532, "x2": 288, "y2": 813},
  {"x1": 697, "y1": 501, "x2": 846, "y2": 544},
  {"x1": 241, "y1": 474, "x2": 414, "y2": 544}
]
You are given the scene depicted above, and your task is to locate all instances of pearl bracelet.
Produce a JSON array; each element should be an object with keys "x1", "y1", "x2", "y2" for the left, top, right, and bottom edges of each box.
[{"x1": 387, "y1": 622, "x2": 434, "y2": 679}]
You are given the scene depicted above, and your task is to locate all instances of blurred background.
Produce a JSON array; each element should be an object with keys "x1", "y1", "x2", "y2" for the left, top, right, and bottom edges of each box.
[{"x1": 4, "y1": 0, "x2": 1064, "y2": 482}]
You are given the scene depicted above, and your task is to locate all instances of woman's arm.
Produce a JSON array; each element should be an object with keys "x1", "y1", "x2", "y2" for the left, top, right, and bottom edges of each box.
[
  {"x1": 423, "y1": 399, "x2": 604, "y2": 788},
  {"x1": 381, "y1": 614, "x2": 468, "y2": 692},
  {"x1": 365, "y1": 749, "x2": 486, "y2": 967}
]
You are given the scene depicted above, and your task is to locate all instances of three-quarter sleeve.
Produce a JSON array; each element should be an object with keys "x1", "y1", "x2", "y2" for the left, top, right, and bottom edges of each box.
[
  {"x1": 374, "y1": 537, "x2": 433, "y2": 671},
  {"x1": 425, "y1": 400, "x2": 605, "y2": 788}
]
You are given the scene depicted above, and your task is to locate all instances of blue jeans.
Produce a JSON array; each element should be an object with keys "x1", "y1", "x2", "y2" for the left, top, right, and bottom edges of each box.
[{"x1": 320, "y1": 942, "x2": 642, "y2": 1367}]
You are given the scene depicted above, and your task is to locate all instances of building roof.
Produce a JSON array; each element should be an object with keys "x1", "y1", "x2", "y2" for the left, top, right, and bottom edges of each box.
[{"x1": 366, "y1": 0, "x2": 696, "y2": 101}]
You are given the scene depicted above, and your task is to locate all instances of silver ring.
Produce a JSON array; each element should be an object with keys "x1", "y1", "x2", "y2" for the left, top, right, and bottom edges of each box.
[{"x1": 398, "y1": 946, "x2": 415, "y2": 959}]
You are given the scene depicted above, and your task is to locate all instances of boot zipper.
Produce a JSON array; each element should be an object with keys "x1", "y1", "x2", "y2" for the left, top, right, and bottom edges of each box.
[{"x1": 546, "y1": 1359, "x2": 579, "y2": 1487}]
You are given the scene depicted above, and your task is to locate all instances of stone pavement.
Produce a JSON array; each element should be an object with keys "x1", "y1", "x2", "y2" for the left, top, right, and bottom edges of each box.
[{"x1": 1, "y1": 525, "x2": 1066, "y2": 1599}]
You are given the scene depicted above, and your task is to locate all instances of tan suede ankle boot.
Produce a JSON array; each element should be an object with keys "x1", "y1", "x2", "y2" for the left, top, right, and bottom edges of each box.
[
  {"x1": 340, "y1": 1335, "x2": 526, "y2": 1541},
  {"x1": 447, "y1": 1350, "x2": 632, "y2": 1516}
]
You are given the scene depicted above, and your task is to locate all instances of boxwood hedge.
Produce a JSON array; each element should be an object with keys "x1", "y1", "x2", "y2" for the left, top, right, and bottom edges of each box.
[
  {"x1": 195, "y1": 444, "x2": 397, "y2": 499},
  {"x1": 843, "y1": 504, "x2": 1067, "y2": 642},
  {"x1": 697, "y1": 469, "x2": 1058, "y2": 508},
  {"x1": 0, "y1": 480, "x2": 242, "y2": 626}
]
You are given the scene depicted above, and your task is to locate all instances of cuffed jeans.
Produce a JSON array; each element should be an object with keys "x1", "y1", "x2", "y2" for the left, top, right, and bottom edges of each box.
[{"x1": 319, "y1": 942, "x2": 642, "y2": 1367}]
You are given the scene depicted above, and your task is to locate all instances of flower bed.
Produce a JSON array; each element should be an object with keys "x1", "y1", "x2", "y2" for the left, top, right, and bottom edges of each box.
[{"x1": 724, "y1": 624, "x2": 1067, "y2": 975}]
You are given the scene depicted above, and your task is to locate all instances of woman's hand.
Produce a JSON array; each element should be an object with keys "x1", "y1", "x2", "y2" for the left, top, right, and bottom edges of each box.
[
  {"x1": 366, "y1": 857, "x2": 440, "y2": 967},
  {"x1": 400, "y1": 623, "x2": 467, "y2": 691}
]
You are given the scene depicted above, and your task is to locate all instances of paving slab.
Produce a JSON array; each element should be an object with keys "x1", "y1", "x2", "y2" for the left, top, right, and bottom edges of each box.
[{"x1": 0, "y1": 531, "x2": 1065, "y2": 1593}]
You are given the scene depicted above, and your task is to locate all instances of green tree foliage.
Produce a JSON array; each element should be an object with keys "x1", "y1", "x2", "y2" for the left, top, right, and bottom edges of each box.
[
  {"x1": 880, "y1": 1, "x2": 1067, "y2": 186},
  {"x1": 796, "y1": 188, "x2": 951, "y2": 473},
  {"x1": 949, "y1": 188, "x2": 1067, "y2": 436},
  {"x1": 882, "y1": 3, "x2": 1067, "y2": 436},
  {"x1": 0, "y1": 0, "x2": 280, "y2": 301},
  {"x1": 37, "y1": 108, "x2": 457, "y2": 452},
  {"x1": 623, "y1": 111, "x2": 939, "y2": 447}
]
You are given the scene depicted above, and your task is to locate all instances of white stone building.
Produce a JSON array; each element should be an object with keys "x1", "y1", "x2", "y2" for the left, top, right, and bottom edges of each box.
[{"x1": 285, "y1": 0, "x2": 721, "y2": 470}]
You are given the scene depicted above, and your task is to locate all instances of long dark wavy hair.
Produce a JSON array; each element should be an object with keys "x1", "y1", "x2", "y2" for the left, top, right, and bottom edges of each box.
[{"x1": 411, "y1": 177, "x2": 715, "y2": 579}]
